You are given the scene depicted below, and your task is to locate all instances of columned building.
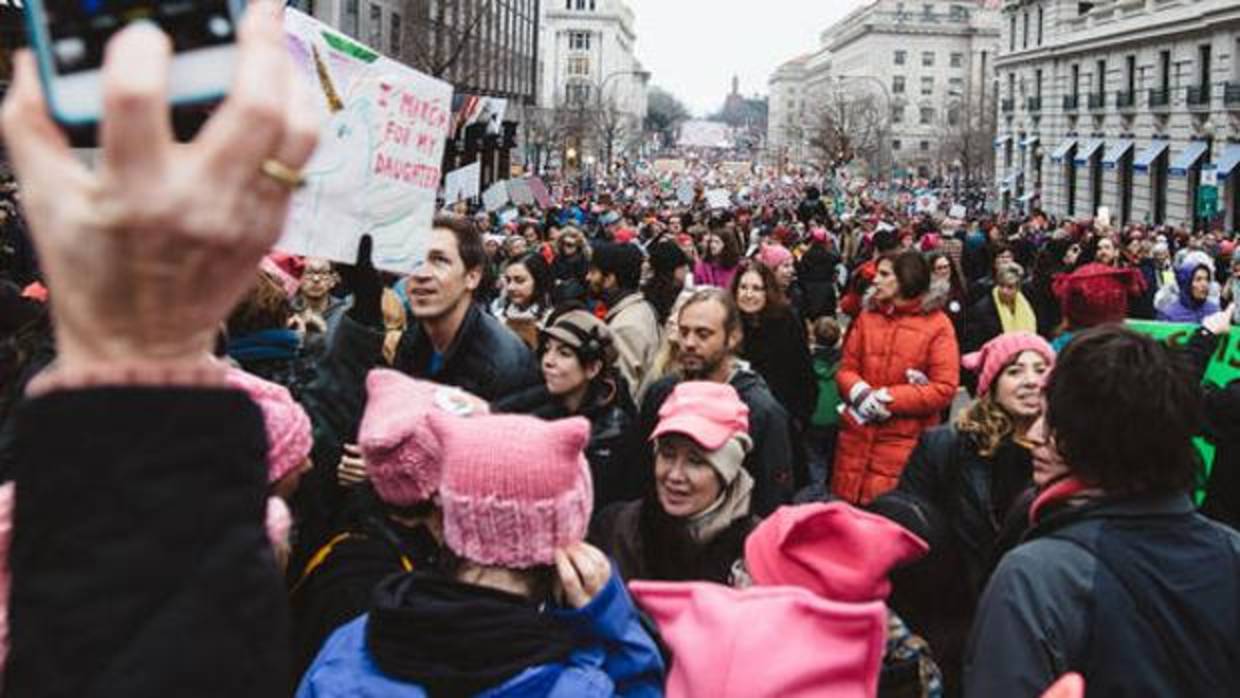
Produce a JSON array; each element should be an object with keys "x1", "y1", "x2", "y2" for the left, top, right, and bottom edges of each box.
[{"x1": 995, "y1": 0, "x2": 1240, "y2": 230}]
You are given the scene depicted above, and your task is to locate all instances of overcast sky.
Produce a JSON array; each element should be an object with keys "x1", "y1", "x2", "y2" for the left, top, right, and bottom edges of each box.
[{"x1": 629, "y1": 0, "x2": 872, "y2": 117}]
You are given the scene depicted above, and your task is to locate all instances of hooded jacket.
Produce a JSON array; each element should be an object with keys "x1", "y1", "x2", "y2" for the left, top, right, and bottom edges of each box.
[
  {"x1": 1155, "y1": 259, "x2": 1220, "y2": 324},
  {"x1": 296, "y1": 571, "x2": 665, "y2": 697},
  {"x1": 834, "y1": 288, "x2": 960, "y2": 505}
]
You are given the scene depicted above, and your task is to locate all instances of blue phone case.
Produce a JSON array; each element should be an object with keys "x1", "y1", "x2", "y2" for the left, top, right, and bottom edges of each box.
[{"x1": 21, "y1": 0, "x2": 246, "y2": 127}]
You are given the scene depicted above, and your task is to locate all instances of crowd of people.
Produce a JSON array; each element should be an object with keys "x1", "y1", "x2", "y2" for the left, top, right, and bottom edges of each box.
[{"x1": 1, "y1": 7, "x2": 1239, "y2": 697}]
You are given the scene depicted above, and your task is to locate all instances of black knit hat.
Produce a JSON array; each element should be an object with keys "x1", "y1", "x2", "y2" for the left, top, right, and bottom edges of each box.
[{"x1": 648, "y1": 240, "x2": 689, "y2": 275}]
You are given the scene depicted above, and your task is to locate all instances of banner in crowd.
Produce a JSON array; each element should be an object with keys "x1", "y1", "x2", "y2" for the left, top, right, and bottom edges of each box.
[
  {"x1": 1126, "y1": 319, "x2": 1238, "y2": 491},
  {"x1": 277, "y1": 8, "x2": 453, "y2": 274},
  {"x1": 443, "y1": 162, "x2": 481, "y2": 203},
  {"x1": 508, "y1": 178, "x2": 535, "y2": 206},
  {"x1": 483, "y1": 180, "x2": 510, "y2": 211},
  {"x1": 527, "y1": 177, "x2": 552, "y2": 208}
]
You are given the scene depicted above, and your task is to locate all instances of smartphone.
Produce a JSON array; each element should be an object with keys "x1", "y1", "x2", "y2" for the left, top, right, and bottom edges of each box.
[{"x1": 23, "y1": 0, "x2": 245, "y2": 128}]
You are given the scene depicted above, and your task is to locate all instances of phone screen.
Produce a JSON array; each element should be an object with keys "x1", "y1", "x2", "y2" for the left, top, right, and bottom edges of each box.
[{"x1": 44, "y1": 0, "x2": 238, "y2": 75}]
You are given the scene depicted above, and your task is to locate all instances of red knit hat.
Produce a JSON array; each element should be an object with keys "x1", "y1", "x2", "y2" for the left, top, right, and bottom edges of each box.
[
  {"x1": 962, "y1": 332, "x2": 1056, "y2": 397},
  {"x1": 226, "y1": 368, "x2": 312, "y2": 484},
  {"x1": 429, "y1": 413, "x2": 593, "y2": 567},
  {"x1": 1052, "y1": 263, "x2": 1144, "y2": 329},
  {"x1": 744, "y1": 502, "x2": 928, "y2": 603}
]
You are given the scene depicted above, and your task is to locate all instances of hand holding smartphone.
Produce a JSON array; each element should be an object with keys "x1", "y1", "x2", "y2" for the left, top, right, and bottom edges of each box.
[{"x1": 23, "y1": 0, "x2": 243, "y2": 133}]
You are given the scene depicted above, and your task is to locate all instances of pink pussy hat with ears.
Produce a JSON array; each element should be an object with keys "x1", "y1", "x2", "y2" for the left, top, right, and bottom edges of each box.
[
  {"x1": 961, "y1": 331, "x2": 1056, "y2": 397},
  {"x1": 629, "y1": 580, "x2": 886, "y2": 698},
  {"x1": 358, "y1": 369, "x2": 489, "y2": 508},
  {"x1": 428, "y1": 412, "x2": 593, "y2": 568},
  {"x1": 744, "y1": 502, "x2": 928, "y2": 603},
  {"x1": 226, "y1": 367, "x2": 312, "y2": 484}
]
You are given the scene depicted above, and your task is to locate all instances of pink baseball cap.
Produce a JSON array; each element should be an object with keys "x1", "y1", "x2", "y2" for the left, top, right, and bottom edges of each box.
[{"x1": 651, "y1": 382, "x2": 750, "y2": 451}]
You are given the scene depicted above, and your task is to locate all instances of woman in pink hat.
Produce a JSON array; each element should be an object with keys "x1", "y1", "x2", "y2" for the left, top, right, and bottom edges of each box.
[
  {"x1": 871, "y1": 331, "x2": 1054, "y2": 694},
  {"x1": 591, "y1": 381, "x2": 758, "y2": 585}
]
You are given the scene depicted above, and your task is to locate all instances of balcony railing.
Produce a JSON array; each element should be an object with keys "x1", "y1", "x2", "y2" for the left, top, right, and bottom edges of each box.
[
  {"x1": 1188, "y1": 85, "x2": 1212, "y2": 109},
  {"x1": 1149, "y1": 88, "x2": 1171, "y2": 109},
  {"x1": 1001, "y1": 98, "x2": 1015, "y2": 113},
  {"x1": 1227, "y1": 83, "x2": 1240, "y2": 108},
  {"x1": 1087, "y1": 92, "x2": 1106, "y2": 110},
  {"x1": 1026, "y1": 97, "x2": 1042, "y2": 112},
  {"x1": 1116, "y1": 90, "x2": 1136, "y2": 110},
  {"x1": 1063, "y1": 94, "x2": 1080, "y2": 111}
]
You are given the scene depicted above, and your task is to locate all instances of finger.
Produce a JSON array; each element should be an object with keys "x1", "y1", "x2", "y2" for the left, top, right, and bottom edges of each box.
[
  {"x1": 194, "y1": 1, "x2": 291, "y2": 183},
  {"x1": 554, "y1": 549, "x2": 585, "y2": 606},
  {"x1": 99, "y1": 22, "x2": 174, "y2": 177},
  {"x1": 343, "y1": 443, "x2": 361, "y2": 456},
  {"x1": 0, "y1": 51, "x2": 76, "y2": 182},
  {"x1": 251, "y1": 64, "x2": 319, "y2": 204}
]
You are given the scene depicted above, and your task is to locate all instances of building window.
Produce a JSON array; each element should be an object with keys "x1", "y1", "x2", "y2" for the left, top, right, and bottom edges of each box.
[
  {"x1": 949, "y1": 76, "x2": 964, "y2": 91},
  {"x1": 922, "y1": 51, "x2": 935, "y2": 67},
  {"x1": 1199, "y1": 43, "x2": 1212, "y2": 89},
  {"x1": 893, "y1": 76, "x2": 906, "y2": 94},
  {"x1": 390, "y1": 11, "x2": 401, "y2": 56},
  {"x1": 950, "y1": 52, "x2": 964, "y2": 68},
  {"x1": 921, "y1": 76, "x2": 934, "y2": 95},
  {"x1": 1072, "y1": 63, "x2": 1081, "y2": 98},
  {"x1": 894, "y1": 50, "x2": 907, "y2": 66},
  {"x1": 1160, "y1": 50, "x2": 1172, "y2": 93},
  {"x1": 567, "y1": 55, "x2": 590, "y2": 77},
  {"x1": 1096, "y1": 59, "x2": 1106, "y2": 95},
  {"x1": 948, "y1": 107, "x2": 960, "y2": 126},
  {"x1": 920, "y1": 107, "x2": 935, "y2": 124},
  {"x1": 566, "y1": 83, "x2": 591, "y2": 104},
  {"x1": 920, "y1": 140, "x2": 931, "y2": 152},
  {"x1": 893, "y1": 139, "x2": 902, "y2": 151},
  {"x1": 367, "y1": 4, "x2": 382, "y2": 50},
  {"x1": 1009, "y1": 15, "x2": 1016, "y2": 52},
  {"x1": 1125, "y1": 54, "x2": 1136, "y2": 93},
  {"x1": 569, "y1": 31, "x2": 591, "y2": 51},
  {"x1": 1037, "y1": 7, "x2": 1044, "y2": 45},
  {"x1": 343, "y1": 0, "x2": 359, "y2": 37},
  {"x1": 892, "y1": 105, "x2": 905, "y2": 123}
]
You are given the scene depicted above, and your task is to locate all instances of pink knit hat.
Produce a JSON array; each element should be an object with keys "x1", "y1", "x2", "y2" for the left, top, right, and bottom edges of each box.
[
  {"x1": 359, "y1": 369, "x2": 488, "y2": 508},
  {"x1": 651, "y1": 382, "x2": 749, "y2": 451},
  {"x1": 226, "y1": 368, "x2": 313, "y2": 484},
  {"x1": 756, "y1": 243, "x2": 794, "y2": 270},
  {"x1": 962, "y1": 331, "x2": 1056, "y2": 396},
  {"x1": 630, "y1": 580, "x2": 887, "y2": 698},
  {"x1": 745, "y1": 502, "x2": 928, "y2": 603},
  {"x1": 429, "y1": 413, "x2": 593, "y2": 567}
]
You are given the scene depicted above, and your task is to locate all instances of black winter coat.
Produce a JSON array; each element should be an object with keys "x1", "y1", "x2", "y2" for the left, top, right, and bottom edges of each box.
[
  {"x1": 7, "y1": 388, "x2": 288, "y2": 697},
  {"x1": 740, "y1": 311, "x2": 817, "y2": 427},
  {"x1": 873, "y1": 426, "x2": 1032, "y2": 696},
  {"x1": 637, "y1": 369, "x2": 796, "y2": 515},
  {"x1": 392, "y1": 302, "x2": 541, "y2": 402},
  {"x1": 495, "y1": 378, "x2": 639, "y2": 512},
  {"x1": 796, "y1": 245, "x2": 840, "y2": 321},
  {"x1": 965, "y1": 493, "x2": 1240, "y2": 697},
  {"x1": 1185, "y1": 328, "x2": 1240, "y2": 531},
  {"x1": 962, "y1": 294, "x2": 1002, "y2": 354}
]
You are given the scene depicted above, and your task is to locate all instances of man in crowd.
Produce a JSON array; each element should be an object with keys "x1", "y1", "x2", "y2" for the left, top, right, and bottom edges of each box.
[
  {"x1": 636, "y1": 288, "x2": 796, "y2": 514},
  {"x1": 392, "y1": 214, "x2": 540, "y2": 402},
  {"x1": 587, "y1": 241, "x2": 661, "y2": 402}
]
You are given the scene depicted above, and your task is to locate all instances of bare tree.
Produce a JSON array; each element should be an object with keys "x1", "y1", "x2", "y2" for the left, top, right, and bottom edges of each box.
[
  {"x1": 806, "y1": 87, "x2": 883, "y2": 174},
  {"x1": 398, "y1": 0, "x2": 510, "y2": 92},
  {"x1": 591, "y1": 98, "x2": 633, "y2": 170},
  {"x1": 938, "y1": 92, "x2": 996, "y2": 186},
  {"x1": 521, "y1": 106, "x2": 565, "y2": 175}
]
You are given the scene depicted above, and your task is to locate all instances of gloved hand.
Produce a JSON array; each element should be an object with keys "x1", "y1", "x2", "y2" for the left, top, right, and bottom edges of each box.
[
  {"x1": 858, "y1": 388, "x2": 893, "y2": 422},
  {"x1": 340, "y1": 235, "x2": 383, "y2": 329},
  {"x1": 905, "y1": 368, "x2": 929, "y2": 386},
  {"x1": 848, "y1": 381, "x2": 874, "y2": 406}
]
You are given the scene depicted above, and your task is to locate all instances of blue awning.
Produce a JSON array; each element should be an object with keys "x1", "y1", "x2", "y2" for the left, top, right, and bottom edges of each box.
[
  {"x1": 994, "y1": 135, "x2": 1013, "y2": 149},
  {"x1": 1215, "y1": 143, "x2": 1240, "y2": 180},
  {"x1": 1050, "y1": 139, "x2": 1077, "y2": 162},
  {"x1": 1020, "y1": 135, "x2": 1040, "y2": 150},
  {"x1": 1074, "y1": 139, "x2": 1105, "y2": 165},
  {"x1": 1170, "y1": 141, "x2": 1209, "y2": 177},
  {"x1": 1102, "y1": 140, "x2": 1134, "y2": 169},
  {"x1": 1133, "y1": 140, "x2": 1170, "y2": 173}
]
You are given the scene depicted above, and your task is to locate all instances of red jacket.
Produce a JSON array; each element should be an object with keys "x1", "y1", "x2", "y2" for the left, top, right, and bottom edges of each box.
[{"x1": 832, "y1": 290, "x2": 960, "y2": 504}]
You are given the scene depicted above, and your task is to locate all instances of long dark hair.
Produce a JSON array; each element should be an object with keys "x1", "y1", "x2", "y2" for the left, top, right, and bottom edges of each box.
[
  {"x1": 730, "y1": 259, "x2": 790, "y2": 325},
  {"x1": 706, "y1": 228, "x2": 742, "y2": 268},
  {"x1": 504, "y1": 252, "x2": 553, "y2": 310}
]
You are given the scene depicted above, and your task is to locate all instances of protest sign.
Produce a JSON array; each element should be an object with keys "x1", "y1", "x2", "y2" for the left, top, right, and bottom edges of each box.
[
  {"x1": 705, "y1": 189, "x2": 731, "y2": 210},
  {"x1": 949, "y1": 204, "x2": 967, "y2": 219},
  {"x1": 483, "y1": 180, "x2": 510, "y2": 211},
  {"x1": 1127, "y1": 319, "x2": 1240, "y2": 494},
  {"x1": 676, "y1": 183, "x2": 695, "y2": 205},
  {"x1": 278, "y1": 9, "x2": 452, "y2": 274},
  {"x1": 527, "y1": 177, "x2": 552, "y2": 208},
  {"x1": 508, "y1": 178, "x2": 535, "y2": 206},
  {"x1": 443, "y1": 162, "x2": 481, "y2": 203},
  {"x1": 653, "y1": 158, "x2": 687, "y2": 174}
]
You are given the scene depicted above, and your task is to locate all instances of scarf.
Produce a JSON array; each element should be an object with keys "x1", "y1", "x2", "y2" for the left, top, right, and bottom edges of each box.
[
  {"x1": 226, "y1": 329, "x2": 300, "y2": 362},
  {"x1": 992, "y1": 286, "x2": 1037, "y2": 334},
  {"x1": 686, "y1": 468, "x2": 755, "y2": 544},
  {"x1": 367, "y1": 572, "x2": 576, "y2": 697}
]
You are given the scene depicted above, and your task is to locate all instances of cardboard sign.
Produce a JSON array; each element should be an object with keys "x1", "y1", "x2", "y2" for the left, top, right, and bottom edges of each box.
[
  {"x1": 527, "y1": 177, "x2": 552, "y2": 208},
  {"x1": 676, "y1": 183, "x2": 695, "y2": 205},
  {"x1": 443, "y1": 162, "x2": 480, "y2": 203},
  {"x1": 278, "y1": 9, "x2": 453, "y2": 273},
  {"x1": 653, "y1": 158, "x2": 687, "y2": 174},
  {"x1": 482, "y1": 180, "x2": 510, "y2": 211},
  {"x1": 508, "y1": 178, "x2": 535, "y2": 206},
  {"x1": 949, "y1": 204, "x2": 967, "y2": 219},
  {"x1": 705, "y1": 189, "x2": 731, "y2": 210}
]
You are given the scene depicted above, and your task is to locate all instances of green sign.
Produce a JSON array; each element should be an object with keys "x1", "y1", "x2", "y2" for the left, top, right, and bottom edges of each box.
[
  {"x1": 1198, "y1": 184, "x2": 1219, "y2": 219},
  {"x1": 1127, "y1": 320, "x2": 1239, "y2": 501}
]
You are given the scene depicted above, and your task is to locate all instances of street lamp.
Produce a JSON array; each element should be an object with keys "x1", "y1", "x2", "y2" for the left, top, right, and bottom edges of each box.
[{"x1": 836, "y1": 74, "x2": 893, "y2": 181}]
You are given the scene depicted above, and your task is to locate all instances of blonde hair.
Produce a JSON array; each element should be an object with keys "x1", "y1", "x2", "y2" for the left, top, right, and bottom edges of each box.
[{"x1": 954, "y1": 396, "x2": 1016, "y2": 458}]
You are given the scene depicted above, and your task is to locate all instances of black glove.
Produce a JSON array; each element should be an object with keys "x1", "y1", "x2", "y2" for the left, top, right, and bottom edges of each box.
[{"x1": 340, "y1": 235, "x2": 383, "y2": 329}]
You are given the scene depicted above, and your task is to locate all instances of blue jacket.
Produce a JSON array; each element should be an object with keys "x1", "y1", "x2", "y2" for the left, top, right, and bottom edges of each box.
[{"x1": 296, "y1": 572, "x2": 665, "y2": 697}]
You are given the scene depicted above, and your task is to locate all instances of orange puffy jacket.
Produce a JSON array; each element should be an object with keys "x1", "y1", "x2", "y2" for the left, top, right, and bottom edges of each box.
[{"x1": 832, "y1": 290, "x2": 960, "y2": 504}]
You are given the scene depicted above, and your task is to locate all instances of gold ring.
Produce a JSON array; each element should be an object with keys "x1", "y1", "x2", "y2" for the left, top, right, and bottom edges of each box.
[{"x1": 259, "y1": 159, "x2": 305, "y2": 189}]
